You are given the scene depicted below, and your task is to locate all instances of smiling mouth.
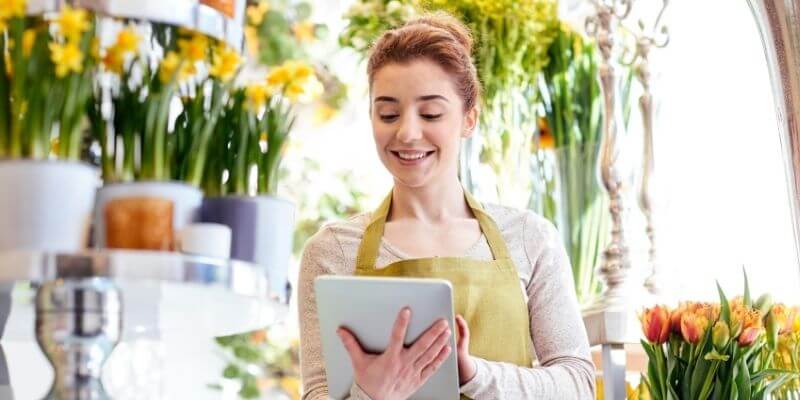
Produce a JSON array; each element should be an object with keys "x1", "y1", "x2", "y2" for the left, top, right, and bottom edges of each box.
[{"x1": 391, "y1": 150, "x2": 436, "y2": 163}]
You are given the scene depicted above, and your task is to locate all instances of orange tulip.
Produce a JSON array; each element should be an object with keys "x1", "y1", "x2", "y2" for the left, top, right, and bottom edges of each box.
[
  {"x1": 681, "y1": 312, "x2": 709, "y2": 344},
  {"x1": 738, "y1": 326, "x2": 762, "y2": 347},
  {"x1": 670, "y1": 302, "x2": 689, "y2": 334},
  {"x1": 640, "y1": 305, "x2": 671, "y2": 344}
]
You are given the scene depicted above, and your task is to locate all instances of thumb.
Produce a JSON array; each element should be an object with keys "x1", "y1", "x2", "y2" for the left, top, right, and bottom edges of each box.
[
  {"x1": 337, "y1": 327, "x2": 365, "y2": 367},
  {"x1": 456, "y1": 315, "x2": 470, "y2": 350}
]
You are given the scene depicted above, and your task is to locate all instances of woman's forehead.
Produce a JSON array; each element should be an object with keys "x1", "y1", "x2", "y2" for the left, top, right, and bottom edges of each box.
[{"x1": 371, "y1": 60, "x2": 459, "y2": 101}]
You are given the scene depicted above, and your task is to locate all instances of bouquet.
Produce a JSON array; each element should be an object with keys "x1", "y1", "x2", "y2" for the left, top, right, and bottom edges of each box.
[{"x1": 640, "y1": 273, "x2": 800, "y2": 400}]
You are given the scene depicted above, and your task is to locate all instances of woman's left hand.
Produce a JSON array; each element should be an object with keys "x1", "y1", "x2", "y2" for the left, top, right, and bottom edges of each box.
[{"x1": 455, "y1": 315, "x2": 477, "y2": 385}]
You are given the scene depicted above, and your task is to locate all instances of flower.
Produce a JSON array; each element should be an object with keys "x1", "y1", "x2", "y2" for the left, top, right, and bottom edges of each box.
[
  {"x1": 158, "y1": 51, "x2": 181, "y2": 83},
  {"x1": 681, "y1": 312, "x2": 709, "y2": 344},
  {"x1": 177, "y1": 32, "x2": 208, "y2": 63},
  {"x1": 537, "y1": 117, "x2": 554, "y2": 150},
  {"x1": 267, "y1": 64, "x2": 293, "y2": 86},
  {"x1": 244, "y1": 26, "x2": 259, "y2": 56},
  {"x1": 0, "y1": 0, "x2": 26, "y2": 20},
  {"x1": 246, "y1": 83, "x2": 272, "y2": 111},
  {"x1": 739, "y1": 326, "x2": 762, "y2": 347},
  {"x1": 640, "y1": 305, "x2": 670, "y2": 344},
  {"x1": 247, "y1": 1, "x2": 270, "y2": 26},
  {"x1": 209, "y1": 44, "x2": 242, "y2": 83},
  {"x1": 114, "y1": 28, "x2": 140, "y2": 54},
  {"x1": 285, "y1": 74, "x2": 323, "y2": 103},
  {"x1": 49, "y1": 42, "x2": 84, "y2": 77},
  {"x1": 712, "y1": 320, "x2": 730, "y2": 351},
  {"x1": 292, "y1": 21, "x2": 316, "y2": 42},
  {"x1": 102, "y1": 48, "x2": 124, "y2": 74},
  {"x1": 56, "y1": 5, "x2": 91, "y2": 43},
  {"x1": 22, "y1": 29, "x2": 36, "y2": 57}
]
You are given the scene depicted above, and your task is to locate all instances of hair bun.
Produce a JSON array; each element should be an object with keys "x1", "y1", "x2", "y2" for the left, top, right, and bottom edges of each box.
[{"x1": 408, "y1": 12, "x2": 473, "y2": 54}]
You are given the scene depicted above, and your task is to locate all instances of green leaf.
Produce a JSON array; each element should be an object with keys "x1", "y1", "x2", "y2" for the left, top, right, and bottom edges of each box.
[
  {"x1": 742, "y1": 267, "x2": 751, "y2": 308},
  {"x1": 736, "y1": 358, "x2": 751, "y2": 400},
  {"x1": 222, "y1": 363, "x2": 241, "y2": 379},
  {"x1": 717, "y1": 281, "x2": 731, "y2": 325},
  {"x1": 294, "y1": 2, "x2": 312, "y2": 20},
  {"x1": 704, "y1": 349, "x2": 730, "y2": 362}
]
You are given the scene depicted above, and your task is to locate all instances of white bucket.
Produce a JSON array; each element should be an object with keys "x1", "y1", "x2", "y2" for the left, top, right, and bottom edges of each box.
[{"x1": 0, "y1": 160, "x2": 98, "y2": 252}]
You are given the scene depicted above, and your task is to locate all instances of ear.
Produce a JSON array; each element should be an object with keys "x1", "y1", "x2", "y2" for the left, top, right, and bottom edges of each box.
[{"x1": 462, "y1": 106, "x2": 479, "y2": 138}]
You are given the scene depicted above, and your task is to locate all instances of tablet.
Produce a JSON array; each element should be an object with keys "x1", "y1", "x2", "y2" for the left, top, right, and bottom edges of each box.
[{"x1": 314, "y1": 275, "x2": 460, "y2": 400}]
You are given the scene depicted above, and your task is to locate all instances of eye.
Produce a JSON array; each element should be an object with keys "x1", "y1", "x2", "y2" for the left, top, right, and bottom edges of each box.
[
  {"x1": 421, "y1": 113, "x2": 442, "y2": 121},
  {"x1": 379, "y1": 114, "x2": 399, "y2": 122}
]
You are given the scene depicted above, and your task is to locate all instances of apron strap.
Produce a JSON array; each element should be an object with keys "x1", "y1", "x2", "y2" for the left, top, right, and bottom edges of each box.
[
  {"x1": 355, "y1": 188, "x2": 512, "y2": 272},
  {"x1": 463, "y1": 190, "x2": 512, "y2": 261},
  {"x1": 355, "y1": 191, "x2": 393, "y2": 273}
]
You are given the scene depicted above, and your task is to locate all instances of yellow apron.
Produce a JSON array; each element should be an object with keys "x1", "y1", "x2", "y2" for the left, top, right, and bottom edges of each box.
[{"x1": 354, "y1": 190, "x2": 533, "y2": 398}]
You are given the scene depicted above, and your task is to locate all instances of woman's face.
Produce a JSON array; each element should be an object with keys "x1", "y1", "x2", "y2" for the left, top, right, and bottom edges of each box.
[{"x1": 370, "y1": 59, "x2": 477, "y2": 189}]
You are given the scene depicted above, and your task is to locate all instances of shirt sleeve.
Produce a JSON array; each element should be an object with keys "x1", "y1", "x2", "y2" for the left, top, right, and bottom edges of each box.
[
  {"x1": 459, "y1": 212, "x2": 596, "y2": 399},
  {"x1": 300, "y1": 226, "x2": 375, "y2": 400}
]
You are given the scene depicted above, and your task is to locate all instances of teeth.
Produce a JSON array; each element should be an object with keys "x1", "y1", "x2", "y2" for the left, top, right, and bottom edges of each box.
[{"x1": 397, "y1": 151, "x2": 427, "y2": 160}]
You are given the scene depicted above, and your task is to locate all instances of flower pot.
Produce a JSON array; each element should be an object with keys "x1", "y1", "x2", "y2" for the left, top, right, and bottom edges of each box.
[
  {"x1": 201, "y1": 195, "x2": 295, "y2": 302},
  {"x1": 0, "y1": 160, "x2": 98, "y2": 252},
  {"x1": 93, "y1": 182, "x2": 202, "y2": 249}
]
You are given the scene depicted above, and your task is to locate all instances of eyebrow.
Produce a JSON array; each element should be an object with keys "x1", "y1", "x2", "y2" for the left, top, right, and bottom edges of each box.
[{"x1": 373, "y1": 95, "x2": 450, "y2": 103}]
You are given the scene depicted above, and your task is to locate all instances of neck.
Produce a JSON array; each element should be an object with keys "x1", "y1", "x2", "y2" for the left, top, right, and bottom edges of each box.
[{"x1": 388, "y1": 175, "x2": 471, "y2": 224}]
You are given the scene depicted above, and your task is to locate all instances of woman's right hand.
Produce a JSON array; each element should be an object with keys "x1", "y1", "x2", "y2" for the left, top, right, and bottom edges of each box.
[{"x1": 337, "y1": 308, "x2": 452, "y2": 400}]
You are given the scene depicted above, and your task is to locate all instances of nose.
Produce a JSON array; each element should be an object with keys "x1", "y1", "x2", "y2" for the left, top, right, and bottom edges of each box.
[{"x1": 395, "y1": 113, "x2": 423, "y2": 144}]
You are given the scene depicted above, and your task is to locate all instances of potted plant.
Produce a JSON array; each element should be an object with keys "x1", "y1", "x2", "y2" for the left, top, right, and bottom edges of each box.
[
  {"x1": 201, "y1": 59, "x2": 322, "y2": 302},
  {"x1": 0, "y1": 4, "x2": 99, "y2": 252},
  {"x1": 89, "y1": 25, "x2": 241, "y2": 250}
]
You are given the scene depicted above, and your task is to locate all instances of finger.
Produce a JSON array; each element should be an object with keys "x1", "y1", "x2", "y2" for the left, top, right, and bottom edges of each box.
[
  {"x1": 414, "y1": 326, "x2": 451, "y2": 369},
  {"x1": 456, "y1": 315, "x2": 470, "y2": 350},
  {"x1": 420, "y1": 344, "x2": 452, "y2": 382},
  {"x1": 337, "y1": 327, "x2": 365, "y2": 367},
  {"x1": 407, "y1": 318, "x2": 449, "y2": 360},
  {"x1": 388, "y1": 307, "x2": 411, "y2": 354}
]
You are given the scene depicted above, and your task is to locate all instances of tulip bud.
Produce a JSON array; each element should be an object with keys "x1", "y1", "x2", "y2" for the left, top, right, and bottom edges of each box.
[
  {"x1": 755, "y1": 294, "x2": 773, "y2": 317},
  {"x1": 640, "y1": 305, "x2": 671, "y2": 344},
  {"x1": 766, "y1": 311, "x2": 780, "y2": 350},
  {"x1": 681, "y1": 313, "x2": 709, "y2": 344},
  {"x1": 712, "y1": 320, "x2": 730, "y2": 351},
  {"x1": 738, "y1": 327, "x2": 761, "y2": 347}
]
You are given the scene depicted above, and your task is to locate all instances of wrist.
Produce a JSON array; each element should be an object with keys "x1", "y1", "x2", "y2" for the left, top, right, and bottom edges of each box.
[{"x1": 458, "y1": 356, "x2": 477, "y2": 385}]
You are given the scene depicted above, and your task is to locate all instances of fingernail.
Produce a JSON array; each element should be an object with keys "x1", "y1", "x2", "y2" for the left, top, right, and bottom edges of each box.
[
  {"x1": 402, "y1": 308, "x2": 411, "y2": 317},
  {"x1": 445, "y1": 329, "x2": 451, "y2": 336}
]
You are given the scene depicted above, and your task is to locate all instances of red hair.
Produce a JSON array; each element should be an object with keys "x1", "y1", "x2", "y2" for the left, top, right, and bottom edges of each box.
[{"x1": 367, "y1": 12, "x2": 481, "y2": 112}]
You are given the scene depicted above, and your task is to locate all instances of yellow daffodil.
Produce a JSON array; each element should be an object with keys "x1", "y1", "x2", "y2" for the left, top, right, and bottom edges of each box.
[
  {"x1": 114, "y1": 28, "x2": 140, "y2": 54},
  {"x1": 177, "y1": 32, "x2": 208, "y2": 63},
  {"x1": 209, "y1": 44, "x2": 241, "y2": 82},
  {"x1": 267, "y1": 64, "x2": 292, "y2": 86},
  {"x1": 57, "y1": 5, "x2": 91, "y2": 43},
  {"x1": 246, "y1": 1, "x2": 269, "y2": 26},
  {"x1": 0, "y1": 0, "x2": 26, "y2": 20},
  {"x1": 49, "y1": 42, "x2": 84, "y2": 77},
  {"x1": 159, "y1": 51, "x2": 181, "y2": 83},
  {"x1": 288, "y1": 60, "x2": 314, "y2": 81},
  {"x1": 313, "y1": 103, "x2": 337, "y2": 124},
  {"x1": 22, "y1": 29, "x2": 36, "y2": 57},
  {"x1": 285, "y1": 74, "x2": 323, "y2": 103},
  {"x1": 292, "y1": 21, "x2": 316, "y2": 42},
  {"x1": 246, "y1": 83, "x2": 271, "y2": 111},
  {"x1": 244, "y1": 26, "x2": 259, "y2": 57},
  {"x1": 102, "y1": 47, "x2": 124, "y2": 74}
]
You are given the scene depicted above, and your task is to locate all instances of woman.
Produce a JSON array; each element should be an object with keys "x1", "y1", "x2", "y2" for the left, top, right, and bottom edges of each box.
[{"x1": 299, "y1": 13, "x2": 595, "y2": 400}]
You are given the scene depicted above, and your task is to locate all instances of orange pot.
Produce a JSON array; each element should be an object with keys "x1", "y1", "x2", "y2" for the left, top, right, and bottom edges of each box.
[{"x1": 104, "y1": 197, "x2": 174, "y2": 250}]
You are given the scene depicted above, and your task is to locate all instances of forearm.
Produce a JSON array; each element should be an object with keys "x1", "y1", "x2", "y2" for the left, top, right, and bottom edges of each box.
[{"x1": 460, "y1": 355, "x2": 595, "y2": 399}]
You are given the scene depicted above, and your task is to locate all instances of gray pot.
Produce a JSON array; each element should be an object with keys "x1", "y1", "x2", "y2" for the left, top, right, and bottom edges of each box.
[{"x1": 201, "y1": 195, "x2": 295, "y2": 302}]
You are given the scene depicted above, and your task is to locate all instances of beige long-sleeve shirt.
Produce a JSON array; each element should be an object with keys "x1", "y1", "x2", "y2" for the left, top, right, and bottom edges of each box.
[{"x1": 298, "y1": 202, "x2": 596, "y2": 400}]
